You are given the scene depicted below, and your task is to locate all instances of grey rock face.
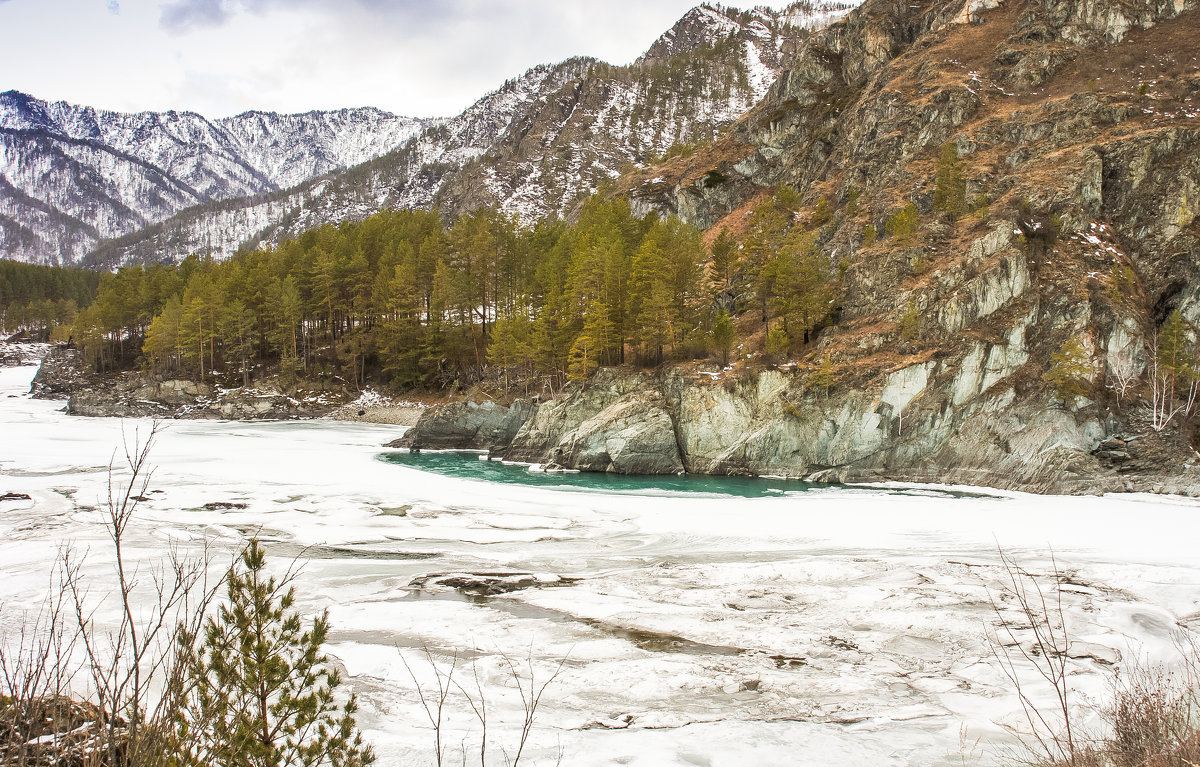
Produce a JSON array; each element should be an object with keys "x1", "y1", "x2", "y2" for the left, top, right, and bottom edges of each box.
[
  {"x1": 495, "y1": 371, "x2": 682, "y2": 474},
  {"x1": 391, "y1": 399, "x2": 535, "y2": 451},
  {"x1": 399, "y1": 339, "x2": 1198, "y2": 493},
  {"x1": 31, "y1": 346, "x2": 336, "y2": 420},
  {"x1": 29, "y1": 346, "x2": 83, "y2": 397}
]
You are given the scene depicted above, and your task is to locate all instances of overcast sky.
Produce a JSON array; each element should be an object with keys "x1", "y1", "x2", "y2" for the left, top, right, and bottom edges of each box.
[{"x1": 1, "y1": 0, "x2": 796, "y2": 119}]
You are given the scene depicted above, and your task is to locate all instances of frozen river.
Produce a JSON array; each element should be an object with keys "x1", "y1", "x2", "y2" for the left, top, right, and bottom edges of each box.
[{"x1": 2, "y1": 361, "x2": 1200, "y2": 765}]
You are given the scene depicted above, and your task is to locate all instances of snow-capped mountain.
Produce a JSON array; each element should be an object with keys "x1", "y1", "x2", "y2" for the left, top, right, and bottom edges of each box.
[
  {"x1": 6, "y1": 1, "x2": 860, "y2": 268},
  {"x1": 0, "y1": 91, "x2": 438, "y2": 264}
]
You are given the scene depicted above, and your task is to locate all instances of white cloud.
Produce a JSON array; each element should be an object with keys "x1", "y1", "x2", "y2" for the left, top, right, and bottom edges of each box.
[{"x1": 160, "y1": 0, "x2": 230, "y2": 32}]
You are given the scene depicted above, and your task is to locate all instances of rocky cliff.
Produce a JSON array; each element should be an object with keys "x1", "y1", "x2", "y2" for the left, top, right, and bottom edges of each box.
[
  {"x1": 396, "y1": 362, "x2": 1200, "y2": 495},
  {"x1": 397, "y1": 0, "x2": 1200, "y2": 495}
]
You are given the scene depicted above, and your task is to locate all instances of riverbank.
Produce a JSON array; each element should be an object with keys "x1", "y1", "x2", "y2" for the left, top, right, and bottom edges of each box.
[
  {"x1": 21, "y1": 343, "x2": 430, "y2": 425},
  {"x1": 18, "y1": 341, "x2": 1200, "y2": 497},
  {"x1": 393, "y1": 366, "x2": 1200, "y2": 498}
]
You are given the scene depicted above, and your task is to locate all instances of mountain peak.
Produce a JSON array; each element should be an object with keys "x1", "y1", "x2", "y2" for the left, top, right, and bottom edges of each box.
[
  {"x1": 638, "y1": 5, "x2": 745, "y2": 65},
  {"x1": 0, "y1": 90, "x2": 57, "y2": 133}
]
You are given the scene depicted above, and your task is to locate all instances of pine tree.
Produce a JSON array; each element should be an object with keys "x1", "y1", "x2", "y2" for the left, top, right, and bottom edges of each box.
[
  {"x1": 899, "y1": 299, "x2": 920, "y2": 340},
  {"x1": 662, "y1": 217, "x2": 704, "y2": 353},
  {"x1": 1043, "y1": 336, "x2": 1094, "y2": 400},
  {"x1": 765, "y1": 323, "x2": 790, "y2": 359},
  {"x1": 710, "y1": 309, "x2": 736, "y2": 366},
  {"x1": 488, "y1": 313, "x2": 532, "y2": 392},
  {"x1": 709, "y1": 229, "x2": 739, "y2": 290},
  {"x1": 568, "y1": 303, "x2": 614, "y2": 380},
  {"x1": 311, "y1": 247, "x2": 344, "y2": 357},
  {"x1": 886, "y1": 204, "x2": 920, "y2": 242},
  {"x1": 1157, "y1": 309, "x2": 1195, "y2": 381},
  {"x1": 144, "y1": 296, "x2": 183, "y2": 374},
  {"x1": 933, "y1": 142, "x2": 966, "y2": 218},
  {"x1": 269, "y1": 277, "x2": 304, "y2": 367},
  {"x1": 862, "y1": 223, "x2": 878, "y2": 247},
  {"x1": 811, "y1": 196, "x2": 832, "y2": 227},
  {"x1": 809, "y1": 354, "x2": 837, "y2": 394},
  {"x1": 793, "y1": 239, "x2": 837, "y2": 345},
  {"x1": 220, "y1": 298, "x2": 256, "y2": 387},
  {"x1": 629, "y1": 230, "x2": 668, "y2": 363},
  {"x1": 344, "y1": 248, "x2": 372, "y2": 327},
  {"x1": 768, "y1": 230, "x2": 835, "y2": 345},
  {"x1": 844, "y1": 187, "x2": 861, "y2": 218},
  {"x1": 179, "y1": 272, "x2": 220, "y2": 380},
  {"x1": 174, "y1": 540, "x2": 374, "y2": 767},
  {"x1": 744, "y1": 199, "x2": 788, "y2": 327},
  {"x1": 773, "y1": 184, "x2": 801, "y2": 213}
]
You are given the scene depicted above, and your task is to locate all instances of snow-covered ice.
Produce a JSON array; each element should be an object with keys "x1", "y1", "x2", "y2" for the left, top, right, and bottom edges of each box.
[{"x1": 2, "y1": 361, "x2": 1199, "y2": 765}]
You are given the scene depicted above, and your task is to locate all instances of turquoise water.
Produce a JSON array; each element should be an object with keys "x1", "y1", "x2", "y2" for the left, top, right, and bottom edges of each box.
[{"x1": 379, "y1": 450, "x2": 991, "y2": 500}]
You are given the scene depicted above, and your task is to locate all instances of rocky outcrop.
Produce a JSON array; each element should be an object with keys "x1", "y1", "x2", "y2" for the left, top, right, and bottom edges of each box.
[
  {"x1": 408, "y1": 571, "x2": 575, "y2": 596},
  {"x1": 0, "y1": 341, "x2": 49, "y2": 367},
  {"x1": 397, "y1": 348, "x2": 1200, "y2": 494},
  {"x1": 395, "y1": 371, "x2": 688, "y2": 475},
  {"x1": 29, "y1": 346, "x2": 87, "y2": 397},
  {"x1": 389, "y1": 399, "x2": 535, "y2": 451},
  {"x1": 30, "y1": 346, "x2": 343, "y2": 420},
  {"x1": 497, "y1": 370, "x2": 685, "y2": 474},
  {"x1": 62, "y1": 378, "x2": 333, "y2": 420}
]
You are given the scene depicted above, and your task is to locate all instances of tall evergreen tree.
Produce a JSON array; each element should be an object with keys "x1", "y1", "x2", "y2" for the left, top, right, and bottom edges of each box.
[
  {"x1": 933, "y1": 142, "x2": 967, "y2": 218},
  {"x1": 710, "y1": 309, "x2": 737, "y2": 366}
]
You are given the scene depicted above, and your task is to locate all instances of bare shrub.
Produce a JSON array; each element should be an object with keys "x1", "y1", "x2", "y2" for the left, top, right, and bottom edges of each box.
[
  {"x1": 989, "y1": 550, "x2": 1200, "y2": 767},
  {"x1": 1, "y1": 422, "x2": 223, "y2": 766},
  {"x1": 1103, "y1": 662, "x2": 1197, "y2": 766},
  {"x1": 987, "y1": 549, "x2": 1082, "y2": 765},
  {"x1": 402, "y1": 645, "x2": 566, "y2": 767},
  {"x1": 60, "y1": 422, "x2": 222, "y2": 766},
  {"x1": 0, "y1": 581, "x2": 79, "y2": 766}
]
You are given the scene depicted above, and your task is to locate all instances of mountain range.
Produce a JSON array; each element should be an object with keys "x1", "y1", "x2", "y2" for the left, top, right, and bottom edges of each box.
[
  {"x1": 0, "y1": 1, "x2": 858, "y2": 267},
  {"x1": 0, "y1": 91, "x2": 439, "y2": 265}
]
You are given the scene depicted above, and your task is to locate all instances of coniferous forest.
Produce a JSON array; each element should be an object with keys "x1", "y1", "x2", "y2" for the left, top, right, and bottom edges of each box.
[
  {"x1": 0, "y1": 260, "x2": 100, "y2": 341},
  {"x1": 34, "y1": 189, "x2": 842, "y2": 394}
]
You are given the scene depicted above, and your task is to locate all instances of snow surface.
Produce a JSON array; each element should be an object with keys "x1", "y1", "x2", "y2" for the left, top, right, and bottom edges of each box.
[{"x1": 2, "y1": 361, "x2": 1199, "y2": 765}]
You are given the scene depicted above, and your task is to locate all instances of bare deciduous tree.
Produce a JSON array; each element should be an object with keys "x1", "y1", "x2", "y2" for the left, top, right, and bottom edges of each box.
[
  {"x1": 0, "y1": 421, "x2": 225, "y2": 767},
  {"x1": 1104, "y1": 342, "x2": 1141, "y2": 406},
  {"x1": 402, "y1": 645, "x2": 566, "y2": 767},
  {"x1": 985, "y1": 549, "x2": 1081, "y2": 766}
]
